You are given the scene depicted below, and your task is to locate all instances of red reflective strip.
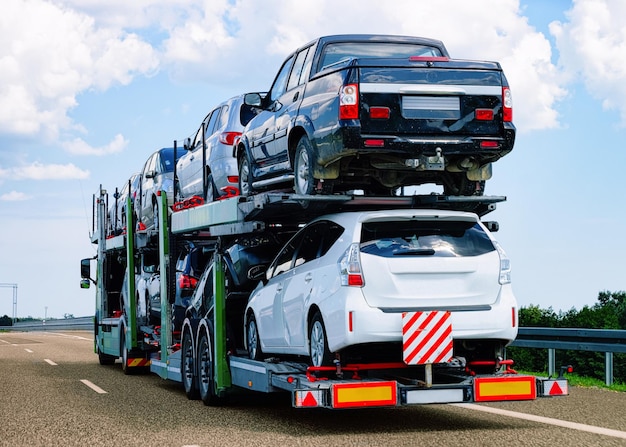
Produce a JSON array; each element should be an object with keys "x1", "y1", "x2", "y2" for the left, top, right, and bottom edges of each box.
[
  {"x1": 475, "y1": 109, "x2": 494, "y2": 120},
  {"x1": 512, "y1": 307, "x2": 516, "y2": 327},
  {"x1": 480, "y1": 141, "x2": 499, "y2": 148},
  {"x1": 369, "y1": 106, "x2": 390, "y2": 119},
  {"x1": 409, "y1": 56, "x2": 449, "y2": 62},
  {"x1": 364, "y1": 139, "x2": 385, "y2": 147}
]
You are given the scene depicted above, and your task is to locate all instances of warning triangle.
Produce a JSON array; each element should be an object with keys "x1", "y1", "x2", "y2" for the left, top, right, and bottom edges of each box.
[
  {"x1": 549, "y1": 381, "x2": 563, "y2": 395},
  {"x1": 302, "y1": 392, "x2": 318, "y2": 407}
]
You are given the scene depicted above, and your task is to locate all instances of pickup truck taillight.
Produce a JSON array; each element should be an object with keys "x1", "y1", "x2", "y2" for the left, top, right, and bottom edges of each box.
[
  {"x1": 502, "y1": 87, "x2": 513, "y2": 122},
  {"x1": 339, "y1": 84, "x2": 359, "y2": 120}
]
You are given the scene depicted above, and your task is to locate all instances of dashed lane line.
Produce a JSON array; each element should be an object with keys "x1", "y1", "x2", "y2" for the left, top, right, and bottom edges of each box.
[
  {"x1": 452, "y1": 403, "x2": 626, "y2": 440},
  {"x1": 80, "y1": 380, "x2": 107, "y2": 394},
  {"x1": 44, "y1": 359, "x2": 58, "y2": 366},
  {"x1": 24, "y1": 348, "x2": 33, "y2": 353}
]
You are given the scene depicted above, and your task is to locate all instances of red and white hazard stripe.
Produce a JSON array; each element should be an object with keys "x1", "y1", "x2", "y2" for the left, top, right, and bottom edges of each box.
[{"x1": 402, "y1": 311, "x2": 453, "y2": 365}]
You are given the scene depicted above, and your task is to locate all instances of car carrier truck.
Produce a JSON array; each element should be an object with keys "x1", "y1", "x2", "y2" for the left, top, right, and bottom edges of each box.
[{"x1": 81, "y1": 185, "x2": 570, "y2": 409}]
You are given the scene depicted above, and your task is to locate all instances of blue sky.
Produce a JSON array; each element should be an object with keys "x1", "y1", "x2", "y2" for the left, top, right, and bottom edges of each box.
[{"x1": 1, "y1": 0, "x2": 625, "y2": 319}]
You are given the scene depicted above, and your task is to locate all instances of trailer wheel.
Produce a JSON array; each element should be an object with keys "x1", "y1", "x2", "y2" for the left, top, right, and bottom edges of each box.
[
  {"x1": 294, "y1": 136, "x2": 315, "y2": 195},
  {"x1": 246, "y1": 314, "x2": 263, "y2": 361},
  {"x1": 309, "y1": 312, "x2": 333, "y2": 367},
  {"x1": 97, "y1": 348, "x2": 116, "y2": 365},
  {"x1": 182, "y1": 331, "x2": 199, "y2": 400},
  {"x1": 198, "y1": 329, "x2": 225, "y2": 406},
  {"x1": 121, "y1": 332, "x2": 131, "y2": 375}
]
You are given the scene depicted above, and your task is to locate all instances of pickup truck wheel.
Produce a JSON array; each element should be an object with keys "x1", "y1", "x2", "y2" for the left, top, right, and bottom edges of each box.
[
  {"x1": 182, "y1": 331, "x2": 199, "y2": 400},
  {"x1": 238, "y1": 156, "x2": 253, "y2": 197},
  {"x1": 309, "y1": 312, "x2": 333, "y2": 367},
  {"x1": 246, "y1": 314, "x2": 263, "y2": 360},
  {"x1": 294, "y1": 136, "x2": 315, "y2": 195}
]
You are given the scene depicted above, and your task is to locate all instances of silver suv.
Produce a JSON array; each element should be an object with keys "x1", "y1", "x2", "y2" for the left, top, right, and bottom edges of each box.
[
  {"x1": 176, "y1": 94, "x2": 259, "y2": 202},
  {"x1": 138, "y1": 147, "x2": 183, "y2": 229}
]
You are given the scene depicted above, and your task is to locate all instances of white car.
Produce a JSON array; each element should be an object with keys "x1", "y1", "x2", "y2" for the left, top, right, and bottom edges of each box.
[{"x1": 244, "y1": 209, "x2": 517, "y2": 369}]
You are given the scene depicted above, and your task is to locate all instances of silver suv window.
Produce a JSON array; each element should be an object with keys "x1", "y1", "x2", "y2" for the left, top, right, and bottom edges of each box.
[{"x1": 360, "y1": 220, "x2": 495, "y2": 258}]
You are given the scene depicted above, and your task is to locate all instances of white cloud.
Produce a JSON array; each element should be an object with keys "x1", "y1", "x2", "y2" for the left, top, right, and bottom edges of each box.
[
  {"x1": 0, "y1": 191, "x2": 31, "y2": 201},
  {"x1": 550, "y1": 0, "x2": 626, "y2": 126},
  {"x1": 0, "y1": 0, "x2": 159, "y2": 140},
  {"x1": 63, "y1": 134, "x2": 128, "y2": 156},
  {"x1": 0, "y1": 162, "x2": 90, "y2": 181}
]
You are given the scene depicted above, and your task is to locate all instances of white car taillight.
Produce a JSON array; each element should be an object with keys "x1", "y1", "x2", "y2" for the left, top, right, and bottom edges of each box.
[
  {"x1": 339, "y1": 84, "x2": 359, "y2": 120},
  {"x1": 339, "y1": 243, "x2": 364, "y2": 287},
  {"x1": 495, "y1": 242, "x2": 511, "y2": 285}
]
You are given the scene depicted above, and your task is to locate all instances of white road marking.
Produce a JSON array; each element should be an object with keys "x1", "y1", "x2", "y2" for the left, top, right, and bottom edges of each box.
[
  {"x1": 80, "y1": 380, "x2": 107, "y2": 394},
  {"x1": 452, "y1": 403, "x2": 626, "y2": 440},
  {"x1": 41, "y1": 332, "x2": 91, "y2": 341},
  {"x1": 24, "y1": 349, "x2": 33, "y2": 353},
  {"x1": 0, "y1": 339, "x2": 10, "y2": 344},
  {"x1": 44, "y1": 359, "x2": 58, "y2": 366}
]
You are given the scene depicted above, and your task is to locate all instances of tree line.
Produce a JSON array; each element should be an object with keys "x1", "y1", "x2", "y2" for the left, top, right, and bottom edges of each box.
[{"x1": 507, "y1": 291, "x2": 626, "y2": 383}]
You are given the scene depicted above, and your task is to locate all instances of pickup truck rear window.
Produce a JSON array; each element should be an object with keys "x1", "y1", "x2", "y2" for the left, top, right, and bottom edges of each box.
[
  {"x1": 319, "y1": 42, "x2": 442, "y2": 71},
  {"x1": 360, "y1": 220, "x2": 495, "y2": 258}
]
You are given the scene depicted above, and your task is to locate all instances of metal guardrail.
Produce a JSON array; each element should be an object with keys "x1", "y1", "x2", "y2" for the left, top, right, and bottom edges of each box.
[
  {"x1": 2, "y1": 316, "x2": 93, "y2": 331},
  {"x1": 511, "y1": 327, "x2": 626, "y2": 386}
]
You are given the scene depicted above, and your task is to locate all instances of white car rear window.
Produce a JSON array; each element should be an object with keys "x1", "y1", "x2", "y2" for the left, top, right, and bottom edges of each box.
[{"x1": 360, "y1": 220, "x2": 494, "y2": 258}]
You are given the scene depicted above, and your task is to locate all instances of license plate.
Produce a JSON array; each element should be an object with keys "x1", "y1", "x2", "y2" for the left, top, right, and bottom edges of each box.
[{"x1": 402, "y1": 96, "x2": 460, "y2": 119}]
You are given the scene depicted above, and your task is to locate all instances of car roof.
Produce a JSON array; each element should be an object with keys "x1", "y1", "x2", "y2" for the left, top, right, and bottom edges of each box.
[
  {"x1": 299, "y1": 34, "x2": 449, "y2": 57},
  {"x1": 309, "y1": 208, "x2": 481, "y2": 227}
]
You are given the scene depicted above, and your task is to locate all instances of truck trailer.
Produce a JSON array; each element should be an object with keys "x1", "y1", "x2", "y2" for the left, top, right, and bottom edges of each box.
[{"x1": 81, "y1": 188, "x2": 570, "y2": 409}]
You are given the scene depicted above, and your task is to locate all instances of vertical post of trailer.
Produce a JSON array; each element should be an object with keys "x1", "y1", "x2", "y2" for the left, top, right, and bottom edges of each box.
[
  {"x1": 95, "y1": 187, "x2": 106, "y2": 352},
  {"x1": 158, "y1": 191, "x2": 172, "y2": 376},
  {"x1": 126, "y1": 194, "x2": 137, "y2": 348},
  {"x1": 213, "y1": 253, "x2": 231, "y2": 392}
]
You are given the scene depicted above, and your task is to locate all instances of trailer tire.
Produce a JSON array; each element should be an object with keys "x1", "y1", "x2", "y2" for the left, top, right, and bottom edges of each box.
[
  {"x1": 309, "y1": 312, "x2": 333, "y2": 367},
  {"x1": 121, "y1": 331, "x2": 131, "y2": 375},
  {"x1": 246, "y1": 314, "x2": 263, "y2": 361},
  {"x1": 198, "y1": 327, "x2": 225, "y2": 406},
  {"x1": 182, "y1": 330, "x2": 199, "y2": 400},
  {"x1": 98, "y1": 348, "x2": 116, "y2": 365}
]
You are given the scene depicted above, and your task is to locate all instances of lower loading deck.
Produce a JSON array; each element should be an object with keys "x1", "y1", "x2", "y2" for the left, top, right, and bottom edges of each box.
[{"x1": 227, "y1": 356, "x2": 569, "y2": 409}]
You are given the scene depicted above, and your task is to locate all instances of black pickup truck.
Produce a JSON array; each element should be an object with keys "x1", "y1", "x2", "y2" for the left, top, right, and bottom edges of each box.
[{"x1": 235, "y1": 34, "x2": 515, "y2": 196}]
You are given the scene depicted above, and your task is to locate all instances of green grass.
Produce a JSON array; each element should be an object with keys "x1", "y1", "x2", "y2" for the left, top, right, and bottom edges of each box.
[{"x1": 517, "y1": 370, "x2": 626, "y2": 392}]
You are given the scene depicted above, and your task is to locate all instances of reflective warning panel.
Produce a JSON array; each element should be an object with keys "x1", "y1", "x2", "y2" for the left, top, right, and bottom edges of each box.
[
  {"x1": 402, "y1": 311, "x2": 453, "y2": 365},
  {"x1": 474, "y1": 375, "x2": 536, "y2": 402},
  {"x1": 294, "y1": 389, "x2": 325, "y2": 408},
  {"x1": 541, "y1": 379, "x2": 569, "y2": 397},
  {"x1": 332, "y1": 381, "x2": 397, "y2": 408}
]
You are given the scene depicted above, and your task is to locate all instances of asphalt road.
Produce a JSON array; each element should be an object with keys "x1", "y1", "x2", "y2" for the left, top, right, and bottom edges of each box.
[{"x1": 1, "y1": 331, "x2": 625, "y2": 447}]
